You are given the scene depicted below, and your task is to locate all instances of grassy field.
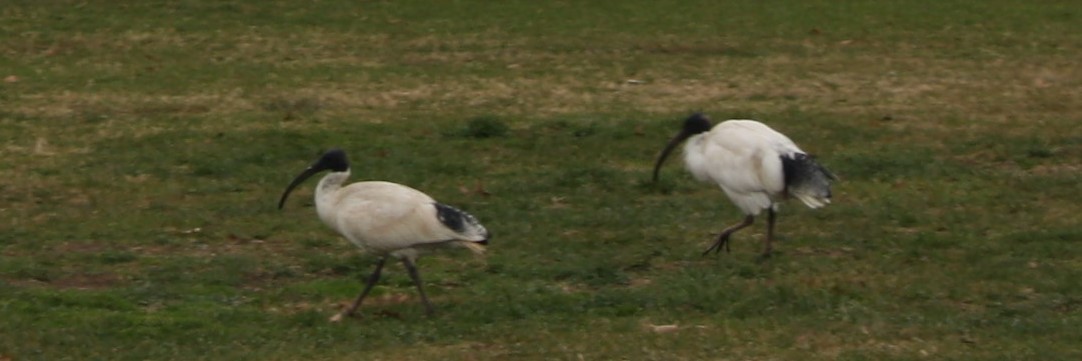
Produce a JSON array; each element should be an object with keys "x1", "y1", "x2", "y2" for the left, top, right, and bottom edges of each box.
[{"x1": 2, "y1": 0, "x2": 1080, "y2": 359}]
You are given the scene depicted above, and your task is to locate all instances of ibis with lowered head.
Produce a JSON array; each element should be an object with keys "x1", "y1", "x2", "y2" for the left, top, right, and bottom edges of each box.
[
  {"x1": 653, "y1": 113, "x2": 836, "y2": 257},
  {"x1": 278, "y1": 149, "x2": 489, "y2": 321}
]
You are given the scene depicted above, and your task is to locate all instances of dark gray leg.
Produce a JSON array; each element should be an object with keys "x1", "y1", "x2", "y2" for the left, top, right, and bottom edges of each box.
[
  {"x1": 402, "y1": 258, "x2": 435, "y2": 317},
  {"x1": 331, "y1": 257, "x2": 386, "y2": 322},
  {"x1": 763, "y1": 208, "x2": 778, "y2": 257},
  {"x1": 702, "y1": 215, "x2": 755, "y2": 256}
]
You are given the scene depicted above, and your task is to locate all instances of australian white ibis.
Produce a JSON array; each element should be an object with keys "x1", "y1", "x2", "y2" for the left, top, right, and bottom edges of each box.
[
  {"x1": 278, "y1": 149, "x2": 489, "y2": 321},
  {"x1": 652, "y1": 113, "x2": 836, "y2": 257}
]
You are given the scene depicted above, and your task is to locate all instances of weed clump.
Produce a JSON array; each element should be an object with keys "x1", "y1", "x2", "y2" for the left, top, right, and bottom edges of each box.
[{"x1": 457, "y1": 115, "x2": 509, "y2": 139}]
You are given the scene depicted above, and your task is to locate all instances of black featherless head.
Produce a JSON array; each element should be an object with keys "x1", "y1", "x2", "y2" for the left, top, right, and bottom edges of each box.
[
  {"x1": 278, "y1": 148, "x2": 351, "y2": 209},
  {"x1": 652, "y1": 113, "x2": 714, "y2": 182},
  {"x1": 683, "y1": 113, "x2": 712, "y2": 135}
]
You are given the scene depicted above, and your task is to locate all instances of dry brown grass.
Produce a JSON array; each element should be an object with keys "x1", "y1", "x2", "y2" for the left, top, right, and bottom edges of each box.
[{"x1": 11, "y1": 46, "x2": 1077, "y2": 139}]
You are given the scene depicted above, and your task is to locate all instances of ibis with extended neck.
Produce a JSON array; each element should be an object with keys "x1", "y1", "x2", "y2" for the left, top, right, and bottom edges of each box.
[{"x1": 279, "y1": 149, "x2": 489, "y2": 321}]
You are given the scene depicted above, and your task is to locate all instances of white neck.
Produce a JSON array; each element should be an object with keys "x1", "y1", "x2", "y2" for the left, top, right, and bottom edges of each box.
[
  {"x1": 683, "y1": 134, "x2": 711, "y2": 182},
  {"x1": 315, "y1": 170, "x2": 350, "y2": 228}
]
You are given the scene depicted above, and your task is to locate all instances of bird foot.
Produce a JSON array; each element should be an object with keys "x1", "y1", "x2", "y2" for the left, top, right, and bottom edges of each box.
[{"x1": 701, "y1": 234, "x2": 732, "y2": 256}]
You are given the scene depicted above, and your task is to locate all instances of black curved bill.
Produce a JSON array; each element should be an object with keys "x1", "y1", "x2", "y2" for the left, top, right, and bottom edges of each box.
[
  {"x1": 278, "y1": 166, "x2": 323, "y2": 209},
  {"x1": 652, "y1": 130, "x2": 691, "y2": 182}
]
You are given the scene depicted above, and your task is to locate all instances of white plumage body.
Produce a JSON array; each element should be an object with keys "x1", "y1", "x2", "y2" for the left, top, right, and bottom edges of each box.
[
  {"x1": 313, "y1": 174, "x2": 487, "y2": 261},
  {"x1": 682, "y1": 120, "x2": 824, "y2": 216}
]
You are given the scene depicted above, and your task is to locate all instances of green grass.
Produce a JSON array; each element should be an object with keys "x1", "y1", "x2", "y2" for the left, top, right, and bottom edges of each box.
[{"x1": 2, "y1": 0, "x2": 1080, "y2": 360}]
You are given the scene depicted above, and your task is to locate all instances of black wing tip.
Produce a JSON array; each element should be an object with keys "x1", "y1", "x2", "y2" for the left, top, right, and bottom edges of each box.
[
  {"x1": 795, "y1": 153, "x2": 839, "y2": 180},
  {"x1": 434, "y1": 202, "x2": 485, "y2": 235},
  {"x1": 781, "y1": 152, "x2": 838, "y2": 188}
]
